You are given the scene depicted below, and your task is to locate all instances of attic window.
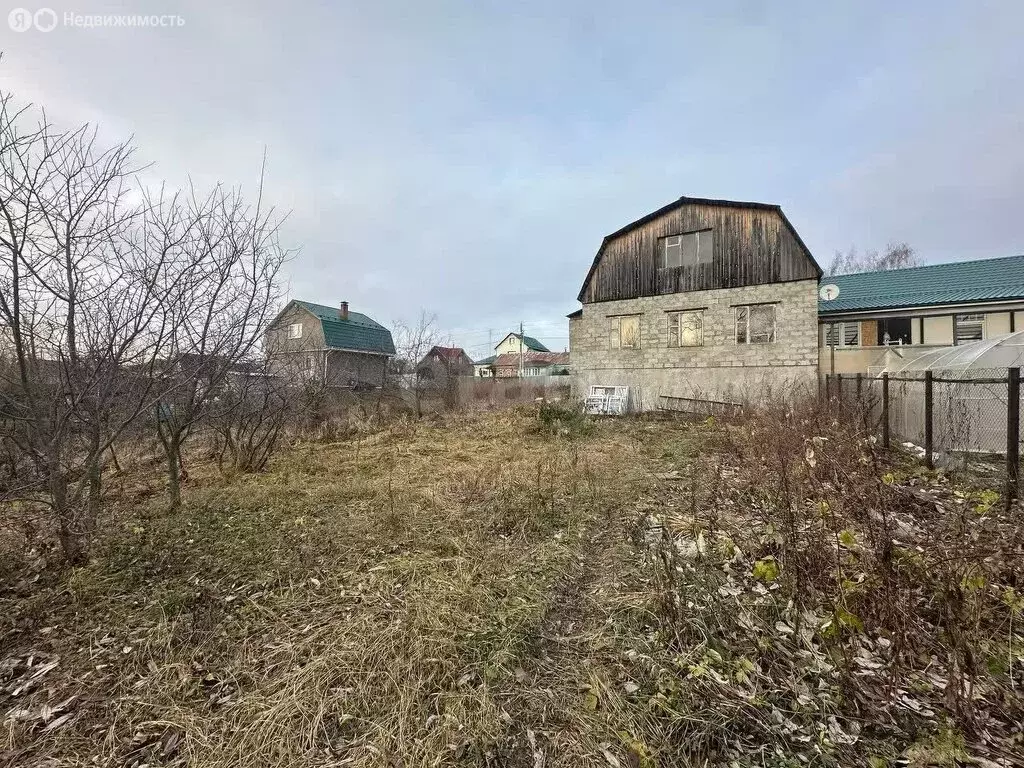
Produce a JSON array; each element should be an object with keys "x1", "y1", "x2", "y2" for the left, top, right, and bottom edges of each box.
[
  {"x1": 661, "y1": 230, "x2": 713, "y2": 269},
  {"x1": 287, "y1": 323, "x2": 303, "y2": 339}
]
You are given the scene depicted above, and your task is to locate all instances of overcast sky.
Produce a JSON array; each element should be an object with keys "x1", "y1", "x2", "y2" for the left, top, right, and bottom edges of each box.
[{"x1": 2, "y1": 1, "x2": 1022, "y2": 358}]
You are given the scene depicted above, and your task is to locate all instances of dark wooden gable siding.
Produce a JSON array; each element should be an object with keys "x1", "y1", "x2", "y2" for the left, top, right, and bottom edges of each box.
[{"x1": 579, "y1": 202, "x2": 819, "y2": 303}]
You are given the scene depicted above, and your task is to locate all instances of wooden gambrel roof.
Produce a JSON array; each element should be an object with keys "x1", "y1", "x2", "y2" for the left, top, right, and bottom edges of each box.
[{"x1": 577, "y1": 195, "x2": 822, "y2": 303}]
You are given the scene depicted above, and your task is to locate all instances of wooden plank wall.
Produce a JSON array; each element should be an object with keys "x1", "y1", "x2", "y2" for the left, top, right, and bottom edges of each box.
[
  {"x1": 581, "y1": 203, "x2": 818, "y2": 303},
  {"x1": 861, "y1": 319, "x2": 879, "y2": 346}
]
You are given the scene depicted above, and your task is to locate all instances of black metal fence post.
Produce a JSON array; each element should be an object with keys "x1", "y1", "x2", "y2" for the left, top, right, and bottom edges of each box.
[
  {"x1": 924, "y1": 370, "x2": 934, "y2": 470},
  {"x1": 881, "y1": 372, "x2": 890, "y2": 449},
  {"x1": 836, "y1": 373, "x2": 843, "y2": 405},
  {"x1": 856, "y1": 372, "x2": 862, "y2": 404},
  {"x1": 1007, "y1": 367, "x2": 1020, "y2": 509}
]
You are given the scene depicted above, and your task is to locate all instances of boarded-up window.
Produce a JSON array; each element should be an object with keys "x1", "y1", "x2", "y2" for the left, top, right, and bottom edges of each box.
[
  {"x1": 736, "y1": 305, "x2": 776, "y2": 344},
  {"x1": 661, "y1": 230, "x2": 713, "y2": 269},
  {"x1": 954, "y1": 313, "x2": 984, "y2": 344},
  {"x1": 610, "y1": 315, "x2": 642, "y2": 349},
  {"x1": 668, "y1": 311, "x2": 704, "y2": 347}
]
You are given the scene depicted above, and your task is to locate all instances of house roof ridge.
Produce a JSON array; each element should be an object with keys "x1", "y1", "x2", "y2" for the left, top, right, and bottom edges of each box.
[
  {"x1": 818, "y1": 255, "x2": 1024, "y2": 314},
  {"x1": 827, "y1": 253, "x2": 1024, "y2": 281}
]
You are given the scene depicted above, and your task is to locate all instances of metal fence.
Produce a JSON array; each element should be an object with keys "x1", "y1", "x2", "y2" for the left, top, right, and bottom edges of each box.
[{"x1": 824, "y1": 368, "x2": 1021, "y2": 504}]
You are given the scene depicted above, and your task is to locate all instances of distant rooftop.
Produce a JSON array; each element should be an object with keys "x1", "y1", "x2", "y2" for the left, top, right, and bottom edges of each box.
[{"x1": 819, "y1": 254, "x2": 1024, "y2": 314}]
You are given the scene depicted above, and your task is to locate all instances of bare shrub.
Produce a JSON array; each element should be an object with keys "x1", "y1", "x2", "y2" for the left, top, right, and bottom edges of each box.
[
  {"x1": 642, "y1": 395, "x2": 1023, "y2": 763},
  {"x1": 213, "y1": 365, "x2": 289, "y2": 473}
]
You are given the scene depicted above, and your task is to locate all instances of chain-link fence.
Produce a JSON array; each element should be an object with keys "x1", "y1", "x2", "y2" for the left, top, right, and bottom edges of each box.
[{"x1": 824, "y1": 368, "x2": 1021, "y2": 504}]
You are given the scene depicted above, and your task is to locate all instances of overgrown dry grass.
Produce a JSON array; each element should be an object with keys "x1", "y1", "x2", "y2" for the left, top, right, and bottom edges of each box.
[
  {"x1": 2, "y1": 405, "x2": 1022, "y2": 767},
  {"x1": 591, "y1": 403, "x2": 1024, "y2": 767},
  {"x1": 1, "y1": 409, "x2": 660, "y2": 767}
]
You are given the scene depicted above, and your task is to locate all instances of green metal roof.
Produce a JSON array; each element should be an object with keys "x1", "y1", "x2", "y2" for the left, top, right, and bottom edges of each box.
[
  {"x1": 474, "y1": 355, "x2": 496, "y2": 365},
  {"x1": 506, "y1": 333, "x2": 549, "y2": 352},
  {"x1": 293, "y1": 300, "x2": 396, "y2": 355},
  {"x1": 819, "y1": 255, "x2": 1024, "y2": 315},
  {"x1": 522, "y1": 335, "x2": 550, "y2": 352}
]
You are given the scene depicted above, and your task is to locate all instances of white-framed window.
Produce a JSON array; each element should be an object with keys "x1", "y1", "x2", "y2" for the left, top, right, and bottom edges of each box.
[
  {"x1": 287, "y1": 322, "x2": 303, "y2": 339},
  {"x1": 954, "y1": 313, "x2": 984, "y2": 344},
  {"x1": 609, "y1": 314, "x2": 642, "y2": 349},
  {"x1": 303, "y1": 354, "x2": 314, "y2": 372},
  {"x1": 660, "y1": 230, "x2": 713, "y2": 269},
  {"x1": 668, "y1": 310, "x2": 704, "y2": 347},
  {"x1": 823, "y1": 321, "x2": 860, "y2": 347},
  {"x1": 736, "y1": 304, "x2": 777, "y2": 344}
]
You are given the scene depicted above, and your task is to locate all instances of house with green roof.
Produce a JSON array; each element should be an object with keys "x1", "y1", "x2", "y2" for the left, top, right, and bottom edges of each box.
[
  {"x1": 471, "y1": 331, "x2": 557, "y2": 377},
  {"x1": 494, "y1": 331, "x2": 551, "y2": 356},
  {"x1": 818, "y1": 254, "x2": 1024, "y2": 374},
  {"x1": 264, "y1": 300, "x2": 396, "y2": 387}
]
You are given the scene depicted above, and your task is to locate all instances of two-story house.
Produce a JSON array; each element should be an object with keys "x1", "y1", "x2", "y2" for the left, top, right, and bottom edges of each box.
[
  {"x1": 494, "y1": 332, "x2": 550, "y2": 356},
  {"x1": 473, "y1": 332, "x2": 552, "y2": 377},
  {"x1": 264, "y1": 300, "x2": 396, "y2": 387},
  {"x1": 569, "y1": 196, "x2": 822, "y2": 409},
  {"x1": 818, "y1": 255, "x2": 1024, "y2": 374}
]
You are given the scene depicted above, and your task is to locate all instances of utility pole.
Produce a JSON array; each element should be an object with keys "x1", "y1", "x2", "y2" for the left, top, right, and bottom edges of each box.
[{"x1": 519, "y1": 321, "x2": 524, "y2": 379}]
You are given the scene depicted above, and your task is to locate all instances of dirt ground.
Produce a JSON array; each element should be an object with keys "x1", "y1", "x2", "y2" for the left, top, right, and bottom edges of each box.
[{"x1": 1, "y1": 408, "x2": 1021, "y2": 767}]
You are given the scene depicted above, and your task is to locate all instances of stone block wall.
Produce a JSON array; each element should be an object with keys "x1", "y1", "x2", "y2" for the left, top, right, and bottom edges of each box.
[{"x1": 570, "y1": 279, "x2": 819, "y2": 410}]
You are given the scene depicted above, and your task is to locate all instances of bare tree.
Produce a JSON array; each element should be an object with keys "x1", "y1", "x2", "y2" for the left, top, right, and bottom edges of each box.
[
  {"x1": 151, "y1": 171, "x2": 288, "y2": 510},
  {"x1": 0, "y1": 86, "x2": 289, "y2": 560},
  {"x1": 827, "y1": 242, "x2": 919, "y2": 276},
  {"x1": 0, "y1": 92, "x2": 173, "y2": 563},
  {"x1": 391, "y1": 310, "x2": 448, "y2": 417},
  {"x1": 212, "y1": 357, "x2": 289, "y2": 474}
]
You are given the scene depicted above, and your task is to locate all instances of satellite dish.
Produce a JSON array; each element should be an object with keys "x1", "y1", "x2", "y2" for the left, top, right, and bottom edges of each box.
[{"x1": 819, "y1": 283, "x2": 840, "y2": 301}]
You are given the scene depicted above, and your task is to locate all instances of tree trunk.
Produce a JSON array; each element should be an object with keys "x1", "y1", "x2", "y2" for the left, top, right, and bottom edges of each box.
[
  {"x1": 49, "y1": 467, "x2": 89, "y2": 566},
  {"x1": 165, "y1": 431, "x2": 182, "y2": 511},
  {"x1": 86, "y1": 425, "x2": 102, "y2": 527}
]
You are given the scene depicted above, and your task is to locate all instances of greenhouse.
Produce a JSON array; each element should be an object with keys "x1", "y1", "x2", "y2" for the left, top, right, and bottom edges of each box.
[
  {"x1": 879, "y1": 332, "x2": 1024, "y2": 456},
  {"x1": 886, "y1": 331, "x2": 1024, "y2": 374}
]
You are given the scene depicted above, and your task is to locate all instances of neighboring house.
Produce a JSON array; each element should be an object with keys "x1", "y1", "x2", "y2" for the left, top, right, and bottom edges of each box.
[
  {"x1": 264, "y1": 300, "x2": 396, "y2": 387},
  {"x1": 416, "y1": 345, "x2": 474, "y2": 383},
  {"x1": 473, "y1": 355, "x2": 496, "y2": 378},
  {"x1": 473, "y1": 333, "x2": 552, "y2": 377},
  {"x1": 494, "y1": 332, "x2": 550, "y2": 356},
  {"x1": 569, "y1": 195, "x2": 822, "y2": 409},
  {"x1": 493, "y1": 351, "x2": 570, "y2": 378},
  {"x1": 818, "y1": 254, "x2": 1024, "y2": 374}
]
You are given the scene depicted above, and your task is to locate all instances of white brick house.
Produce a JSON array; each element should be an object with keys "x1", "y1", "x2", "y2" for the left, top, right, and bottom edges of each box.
[{"x1": 569, "y1": 196, "x2": 822, "y2": 410}]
